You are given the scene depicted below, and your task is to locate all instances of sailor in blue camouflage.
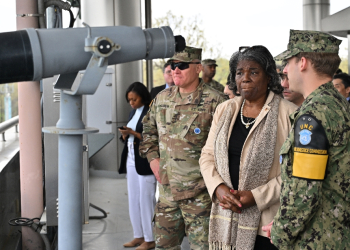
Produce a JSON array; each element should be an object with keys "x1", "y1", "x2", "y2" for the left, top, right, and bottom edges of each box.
[
  {"x1": 140, "y1": 46, "x2": 227, "y2": 250},
  {"x1": 269, "y1": 29, "x2": 350, "y2": 249}
]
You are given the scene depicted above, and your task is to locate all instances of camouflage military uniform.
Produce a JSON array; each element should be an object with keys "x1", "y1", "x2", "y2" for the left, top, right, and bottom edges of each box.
[
  {"x1": 201, "y1": 59, "x2": 224, "y2": 92},
  {"x1": 271, "y1": 82, "x2": 350, "y2": 249},
  {"x1": 201, "y1": 78, "x2": 224, "y2": 92},
  {"x1": 140, "y1": 81, "x2": 226, "y2": 249},
  {"x1": 271, "y1": 30, "x2": 350, "y2": 249}
]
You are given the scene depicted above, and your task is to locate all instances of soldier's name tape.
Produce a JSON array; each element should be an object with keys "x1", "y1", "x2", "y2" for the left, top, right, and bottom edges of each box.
[
  {"x1": 279, "y1": 147, "x2": 327, "y2": 164},
  {"x1": 294, "y1": 147, "x2": 327, "y2": 155}
]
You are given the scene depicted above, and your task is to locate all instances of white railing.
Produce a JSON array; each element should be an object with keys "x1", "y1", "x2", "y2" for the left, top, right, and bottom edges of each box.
[{"x1": 0, "y1": 116, "x2": 19, "y2": 141}]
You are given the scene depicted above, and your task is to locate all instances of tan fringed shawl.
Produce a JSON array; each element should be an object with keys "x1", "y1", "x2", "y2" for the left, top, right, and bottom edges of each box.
[{"x1": 209, "y1": 94, "x2": 281, "y2": 250}]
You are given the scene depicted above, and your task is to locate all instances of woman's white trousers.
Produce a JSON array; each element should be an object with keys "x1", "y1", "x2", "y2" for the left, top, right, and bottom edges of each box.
[{"x1": 126, "y1": 142, "x2": 156, "y2": 242}]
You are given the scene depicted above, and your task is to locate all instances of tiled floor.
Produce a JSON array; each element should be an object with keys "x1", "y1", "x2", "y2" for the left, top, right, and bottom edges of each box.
[{"x1": 82, "y1": 174, "x2": 190, "y2": 250}]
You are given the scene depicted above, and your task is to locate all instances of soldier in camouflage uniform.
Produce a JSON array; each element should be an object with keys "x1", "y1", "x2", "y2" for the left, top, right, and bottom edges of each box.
[
  {"x1": 201, "y1": 59, "x2": 224, "y2": 92},
  {"x1": 140, "y1": 46, "x2": 227, "y2": 250},
  {"x1": 262, "y1": 30, "x2": 350, "y2": 249}
]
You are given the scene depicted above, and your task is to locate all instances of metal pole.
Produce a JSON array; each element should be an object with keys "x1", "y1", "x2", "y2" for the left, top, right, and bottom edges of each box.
[
  {"x1": 58, "y1": 134, "x2": 83, "y2": 249},
  {"x1": 303, "y1": 0, "x2": 330, "y2": 30},
  {"x1": 145, "y1": 0, "x2": 153, "y2": 92},
  {"x1": 16, "y1": 0, "x2": 44, "y2": 249},
  {"x1": 46, "y1": 6, "x2": 57, "y2": 29},
  {"x1": 57, "y1": 93, "x2": 83, "y2": 250},
  {"x1": 42, "y1": 91, "x2": 98, "y2": 250}
]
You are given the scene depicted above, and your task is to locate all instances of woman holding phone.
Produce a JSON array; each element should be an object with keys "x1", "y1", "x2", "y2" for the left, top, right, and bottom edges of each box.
[{"x1": 119, "y1": 82, "x2": 156, "y2": 250}]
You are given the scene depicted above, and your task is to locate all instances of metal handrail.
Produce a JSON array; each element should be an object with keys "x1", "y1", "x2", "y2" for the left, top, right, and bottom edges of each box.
[{"x1": 0, "y1": 116, "x2": 19, "y2": 141}]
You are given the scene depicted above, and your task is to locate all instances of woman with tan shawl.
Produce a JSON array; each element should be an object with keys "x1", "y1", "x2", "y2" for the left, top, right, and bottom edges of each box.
[{"x1": 199, "y1": 46, "x2": 297, "y2": 250}]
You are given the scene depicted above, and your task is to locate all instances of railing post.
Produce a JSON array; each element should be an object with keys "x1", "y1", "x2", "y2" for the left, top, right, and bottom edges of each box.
[{"x1": 0, "y1": 116, "x2": 19, "y2": 142}]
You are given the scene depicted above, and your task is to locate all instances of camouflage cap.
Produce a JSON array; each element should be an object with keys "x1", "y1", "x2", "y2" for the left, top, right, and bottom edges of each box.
[
  {"x1": 169, "y1": 46, "x2": 202, "y2": 62},
  {"x1": 202, "y1": 59, "x2": 218, "y2": 66},
  {"x1": 275, "y1": 29, "x2": 342, "y2": 61}
]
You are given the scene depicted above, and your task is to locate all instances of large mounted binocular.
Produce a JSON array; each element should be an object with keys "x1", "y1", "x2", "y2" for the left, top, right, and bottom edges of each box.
[{"x1": 0, "y1": 25, "x2": 185, "y2": 85}]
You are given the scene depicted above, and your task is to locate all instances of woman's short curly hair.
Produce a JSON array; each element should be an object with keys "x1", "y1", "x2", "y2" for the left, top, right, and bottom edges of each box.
[{"x1": 228, "y1": 46, "x2": 283, "y2": 96}]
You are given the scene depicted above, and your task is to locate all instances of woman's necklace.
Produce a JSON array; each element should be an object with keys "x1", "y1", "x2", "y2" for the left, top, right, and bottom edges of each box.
[{"x1": 240, "y1": 99, "x2": 264, "y2": 129}]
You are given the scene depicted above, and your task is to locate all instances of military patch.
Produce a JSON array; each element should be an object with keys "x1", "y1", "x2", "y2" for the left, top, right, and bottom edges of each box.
[
  {"x1": 293, "y1": 114, "x2": 329, "y2": 180},
  {"x1": 299, "y1": 129, "x2": 312, "y2": 145},
  {"x1": 194, "y1": 128, "x2": 201, "y2": 134},
  {"x1": 279, "y1": 155, "x2": 283, "y2": 164}
]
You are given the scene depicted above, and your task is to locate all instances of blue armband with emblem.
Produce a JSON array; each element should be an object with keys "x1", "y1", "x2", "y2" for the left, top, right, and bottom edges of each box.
[{"x1": 293, "y1": 114, "x2": 329, "y2": 180}]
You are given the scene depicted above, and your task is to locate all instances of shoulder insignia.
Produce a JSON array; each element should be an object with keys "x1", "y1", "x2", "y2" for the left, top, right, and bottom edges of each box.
[
  {"x1": 292, "y1": 114, "x2": 329, "y2": 180},
  {"x1": 299, "y1": 129, "x2": 312, "y2": 145},
  {"x1": 194, "y1": 128, "x2": 201, "y2": 134}
]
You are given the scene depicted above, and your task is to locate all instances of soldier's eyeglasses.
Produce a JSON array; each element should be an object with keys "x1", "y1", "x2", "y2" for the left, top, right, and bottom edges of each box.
[{"x1": 170, "y1": 62, "x2": 200, "y2": 70}]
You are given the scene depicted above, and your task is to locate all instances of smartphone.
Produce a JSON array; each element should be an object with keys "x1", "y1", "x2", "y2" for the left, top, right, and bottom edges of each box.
[{"x1": 118, "y1": 126, "x2": 126, "y2": 130}]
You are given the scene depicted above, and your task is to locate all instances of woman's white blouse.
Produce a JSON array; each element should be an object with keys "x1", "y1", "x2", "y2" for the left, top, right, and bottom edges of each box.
[{"x1": 127, "y1": 105, "x2": 144, "y2": 142}]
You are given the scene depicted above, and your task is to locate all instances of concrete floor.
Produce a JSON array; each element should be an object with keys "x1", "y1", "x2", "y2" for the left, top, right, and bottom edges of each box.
[{"x1": 82, "y1": 174, "x2": 190, "y2": 250}]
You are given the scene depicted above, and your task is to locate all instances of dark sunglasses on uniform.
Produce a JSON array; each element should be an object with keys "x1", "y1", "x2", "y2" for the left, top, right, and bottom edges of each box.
[{"x1": 170, "y1": 62, "x2": 201, "y2": 70}]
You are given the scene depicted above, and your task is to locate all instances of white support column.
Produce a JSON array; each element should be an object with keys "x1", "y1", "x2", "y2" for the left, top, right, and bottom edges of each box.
[
  {"x1": 80, "y1": 0, "x2": 142, "y2": 172},
  {"x1": 303, "y1": 0, "x2": 330, "y2": 30}
]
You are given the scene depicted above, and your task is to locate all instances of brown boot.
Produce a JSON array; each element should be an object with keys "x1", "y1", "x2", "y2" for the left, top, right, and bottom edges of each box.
[
  {"x1": 135, "y1": 241, "x2": 155, "y2": 250},
  {"x1": 123, "y1": 238, "x2": 145, "y2": 247}
]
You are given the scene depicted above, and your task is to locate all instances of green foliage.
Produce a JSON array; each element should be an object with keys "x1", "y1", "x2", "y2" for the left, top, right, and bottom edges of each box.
[
  {"x1": 152, "y1": 11, "x2": 221, "y2": 72},
  {"x1": 337, "y1": 47, "x2": 348, "y2": 73},
  {"x1": 143, "y1": 61, "x2": 166, "y2": 87},
  {"x1": 339, "y1": 57, "x2": 348, "y2": 73},
  {"x1": 0, "y1": 83, "x2": 18, "y2": 123},
  {"x1": 214, "y1": 58, "x2": 230, "y2": 85},
  {"x1": 145, "y1": 11, "x2": 227, "y2": 88}
]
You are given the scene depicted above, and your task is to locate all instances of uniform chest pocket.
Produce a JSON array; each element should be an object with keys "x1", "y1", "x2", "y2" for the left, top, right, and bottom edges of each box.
[
  {"x1": 156, "y1": 107, "x2": 168, "y2": 135},
  {"x1": 180, "y1": 114, "x2": 198, "y2": 138},
  {"x1": 181, "y1": 112, "x2": 212, "y2": 147}
]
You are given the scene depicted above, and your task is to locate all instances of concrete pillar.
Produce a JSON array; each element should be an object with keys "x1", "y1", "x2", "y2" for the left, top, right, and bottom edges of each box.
[
  {"x1": 303, "y1": 0, "x2": 330, "y2": 30},
  {"x1": 16, "y1": 0, "x2": 44, "y2": 249},
  {"x1": 114, "y1": 0, "x2": 143, "y2": 132},
  {"x1": 80, "y1": 0, "x2": 142, "y2": 172}
]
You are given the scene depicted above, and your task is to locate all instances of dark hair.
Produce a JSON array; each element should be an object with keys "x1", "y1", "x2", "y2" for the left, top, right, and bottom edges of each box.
[
  {"x1": 226, "y1": 74, "x2": 234, "y2": 88},
  {"x1": 335, "y1": 68, "x2": 343, "y2": 75},
  {"x1": 229, "y1": 46, "x2": 283, "y2": 96},
  {"x1": 125, "y1": 82, "x2": 151, "y2": 106},
  {"x1": 163, "y1": 62, "x2": 171, "y2": 72},
  {"x1": 333, "y1": 73, "x2": 350, "y2": 89}
]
